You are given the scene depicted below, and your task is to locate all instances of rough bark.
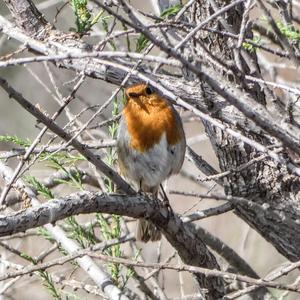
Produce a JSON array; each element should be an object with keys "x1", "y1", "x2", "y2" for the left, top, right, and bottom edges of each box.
[
  {"x1": 0, "y1": 18, "x2": 226, "y2": 296},
  {"x1": 2, "y1": 0, "x2": 300, "y2": 297},
  {"x1": 2, "y1": 0, "x2": 300, "y2": 261},
  {"x1": 0, "y1": 190, "x2": 225, "y2": 298},
  {"x1": 191, "y1": 0, "x2": 300, "y2": 262},
  {"x1": 3, "y1": 0, "x2": 49, "y2": 38}
]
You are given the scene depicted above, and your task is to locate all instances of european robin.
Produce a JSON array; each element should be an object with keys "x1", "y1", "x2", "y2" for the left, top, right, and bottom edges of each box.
[{"x1": 117, "y1": 83, "x2": 186, "y2": 242}]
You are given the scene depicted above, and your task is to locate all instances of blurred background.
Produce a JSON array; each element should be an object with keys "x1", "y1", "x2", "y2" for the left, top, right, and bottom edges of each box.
[{"x1": 0, "y1": 0, "x2": 300, "y2": 299}]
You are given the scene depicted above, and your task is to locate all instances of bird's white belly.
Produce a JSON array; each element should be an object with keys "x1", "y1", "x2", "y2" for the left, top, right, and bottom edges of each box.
[{"x1": 118, "y1": 131, "x2": 172, "y2": 189}]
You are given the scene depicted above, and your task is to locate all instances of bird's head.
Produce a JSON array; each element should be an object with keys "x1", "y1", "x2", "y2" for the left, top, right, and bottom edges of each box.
[{"x1": 125, "y1": 84, "x2": 157, "y2": 104}]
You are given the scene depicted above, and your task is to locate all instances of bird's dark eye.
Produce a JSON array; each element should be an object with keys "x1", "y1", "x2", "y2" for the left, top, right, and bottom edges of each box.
[
  {"x1": 128, "y1": 92, "x2": 139, "y2": 98},
  {"x1": 145, "y1": 86, "x2": 153, "y2": 95}
]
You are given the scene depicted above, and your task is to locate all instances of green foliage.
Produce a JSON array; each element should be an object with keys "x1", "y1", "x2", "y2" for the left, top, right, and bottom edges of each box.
[
  {"x1": 65, "y1": 216, "x2": 97, "y2": 247},
  {"x1": 160, "y1": 3, "x2": 182, "y2": 19},
  {"x1": 71, "y1": 0, "x2": 91, "y2": 32},
  {"x1": 70, "y1": 0, "x2": 104, "y2": 33},
  {"x1": 260, "y1": 16, "x2": 300, "y2": 47},
  {"x1": 277, "y1": 22, "x2": 300, "y2": 45},
  {"x1": 97, "y1": 214, "x2": 122, "y2": 284},
  {"x1": 107, "y1": 99, "x2": 119, "y2": 159},
  {"x1": 243, "y1": 35, "x2": 261, "y2": 53},
  {"x1": 38, "y1": 227, "x2": 56, "y2": 243},
  {"x1": 0, "y1": 134, "x2": 30, "y2": 147},
  {"x1": 122, "y1": 249, "x2": 141, "y2": 288},
  {"x1": 47, "y1": 156, "x2": 85, "y2": 190},
  {"x1": 136, "y1": 4, "x2": 183, "y2": 52},
  {"x1": 136, "y1": 34, "x2": 150, "y2": 53},
  {"x1": 25, "y1": 176, "x2": 54, "y2": 199},
  {"x1": 45, "y1": 152, "x2": 85, "y2": 168},
  {"x1": 36, "y1": 153, "x2": 99, "y2": 258},
  {"x1": 0, "y1": 135, "x2": 86, "y2": 167},
  {"x1": 38, "y1": 151, "x2": 98, "y2": 251},
  {"x1": 38, "y1": 225, "x2": 68, "y2": 258},
  {"x1": 21, "y1": 252, "x2": 61, "y2": 299},
  {"x1": 39, "y1": 270, "x2": 61, "y2": 300}
]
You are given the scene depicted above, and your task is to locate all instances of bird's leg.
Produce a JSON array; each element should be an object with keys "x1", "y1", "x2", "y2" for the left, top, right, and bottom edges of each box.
[
  {"x1": 137, "y1": 180, "x2": 155, "y2": 200},
  {"x1": 137, "y1": 179, "x2": 143, "y2": 194},
  {"x1": 160, "y1": 183, "x2": 171, "y2": 210},
  {"x1": 151, "y1": 189, "x2": 161, "y2": 208}
]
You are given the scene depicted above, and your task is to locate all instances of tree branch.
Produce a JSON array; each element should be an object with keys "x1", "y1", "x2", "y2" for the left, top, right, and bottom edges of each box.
[
  {"x1": 3, "y1": 0, "x2": 48, "y2": 38},
  {"x1": 1, "y1": 187, "x2": 227, "y2": 297},
  {"x1": 0, "y1": 162, "x2": 130, "y2": 300}
]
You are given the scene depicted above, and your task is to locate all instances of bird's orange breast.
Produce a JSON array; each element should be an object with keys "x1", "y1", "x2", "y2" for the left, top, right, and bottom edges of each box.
[{"x1": 123, "y1": 97, "x2": 182, "y2": 152}]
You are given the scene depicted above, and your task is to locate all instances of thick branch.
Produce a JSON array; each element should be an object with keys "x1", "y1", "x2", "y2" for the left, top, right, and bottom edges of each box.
[
  {"x1": 2, "y1": 0, "x2": 300, "y2": 283},
  {"x1": 3, "y1": 0, "x2": 48, "y2": 38},
  {"x1": 0, "y1": 191, "x2": 225, "y2": 298}
]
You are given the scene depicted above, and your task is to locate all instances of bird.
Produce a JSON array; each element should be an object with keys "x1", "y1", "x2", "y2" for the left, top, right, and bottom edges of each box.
[{"x1": 117, "y1": 83, "x2": 186, "y2": 242}]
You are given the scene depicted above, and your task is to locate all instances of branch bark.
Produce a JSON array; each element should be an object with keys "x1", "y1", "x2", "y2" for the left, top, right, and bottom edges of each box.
[
  {"x1": 0, "y1": 74, "x2": 227, "y2": 298},
  {"x1": 3, "y1": 0, "x2": 48, "y2": 38},
  {"x1": 0, "y1": 162, "x2": 130, "y2": 300},
  {"x1": 2, "y1": 0, "x2": 300, "y2": 298},
  {"x1": 0, "y1": 189, "x2": 226, "y2": 297}
]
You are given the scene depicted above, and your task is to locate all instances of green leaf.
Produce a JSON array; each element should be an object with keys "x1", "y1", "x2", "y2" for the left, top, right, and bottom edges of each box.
[
  {"x1": 0, "y1": 135, "x2": 30, "y2": 147},
  {"x1": 277, "y1": 21, "x2": 300, "y2": 43},
  {"x1": 160, "y1": 3, "x2": 182, "y2": 19},
  {"x1": 70, "y1": 0, "x2": 91, "y2": 33},
  {"x1": 136, "y1": 34, "x2": 149, "y2": 53},
  {"x1": 21, "y1": 250, "x2": 61, "y2": 299},
  {"x1": 243, "y1": 35, "x2": 261, "y2": 53},
  {"x1": 65, "y1": 216, "x2": 97, "y2": 247},
  {"x1": 70, "y1": 0, "x2": 105, "y2": 33},
  {"x1": 135, "y1": 4, "x2": 182, "y2": 52},
  {"x1": 25, "y1": 176, "x2": 54, "y2": 199}
]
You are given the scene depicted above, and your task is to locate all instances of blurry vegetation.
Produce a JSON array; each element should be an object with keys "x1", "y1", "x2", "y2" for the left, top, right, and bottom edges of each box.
[
  {"x1": 70, "y1": 0, "x2": 104, "y2": 33},
  {"x1": 136, "y1": 3, "x2": 182, "y2": 52}
]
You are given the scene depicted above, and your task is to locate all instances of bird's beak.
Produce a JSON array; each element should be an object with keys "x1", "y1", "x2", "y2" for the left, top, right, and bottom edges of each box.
[{"x1": 131, "y1": 96, "x2": 150, "y2": 114}]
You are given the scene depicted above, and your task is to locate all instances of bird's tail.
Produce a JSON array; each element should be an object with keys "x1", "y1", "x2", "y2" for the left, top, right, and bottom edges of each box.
[{"x1": 136, "y1": 219, "x2": 161, "y2": 242}]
